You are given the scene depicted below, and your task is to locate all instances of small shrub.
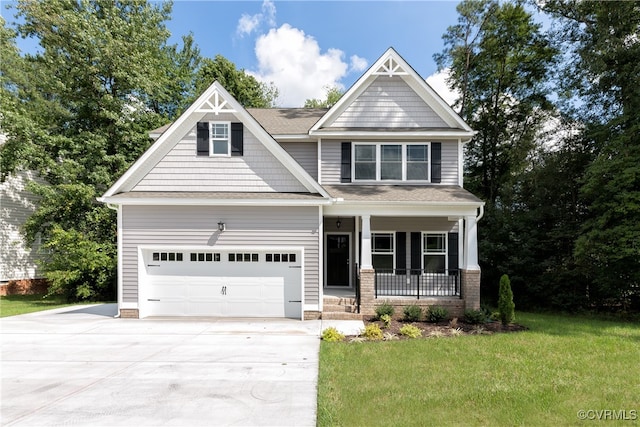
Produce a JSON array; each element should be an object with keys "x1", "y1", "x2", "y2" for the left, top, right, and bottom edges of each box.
[
  {"x1": 464, "y1": 309, "x2": 486, "y2": 325},
  {"x1": 449, "y1": 317, "x2": 458, "y2": 328},
  {"x1": 399, "y1": 324, "x2": 422, "y2": 338},
  {"x1": 321, "y1": 327, "x2": 345, "y2": 342},
  {"x1": 375, "y1": 301, "x2": 394, "y2": 319},
  {"x1": 490, "y1": 311, "x2": 501, "y2": 322},
  {"x1": 380, "y1": 314, "x2": 392, "y2": 329},
  {"x1": 449, "y1": 327, "x2": 463, "y2": 336},
  {"x1": 383, "y1": 332, "x2": 399, "y2": 341},
  {"x1": 362, "y1": 323, "x2": 383, "y2": 341},
  {"x1": 498, "y1": 274, "x2": 515, "y2": 325},
  {"x1": 426, "y1": 306, "x2": 449, "y2": 323},
  {"x1": 402, "y1": 305, "x2": 422, "y2": 322}
]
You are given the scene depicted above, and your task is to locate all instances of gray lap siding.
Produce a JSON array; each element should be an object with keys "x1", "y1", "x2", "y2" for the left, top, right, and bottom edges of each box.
[{"x1": 121, "y1": 205, "x2": 320, "y2": 306}]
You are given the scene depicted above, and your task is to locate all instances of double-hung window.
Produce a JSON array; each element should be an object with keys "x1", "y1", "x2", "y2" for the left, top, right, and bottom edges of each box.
[
  {"x1": 423, "y1": 232, "x2": 446, "y2": 273},
  {"x1": 353, "y1": 143, "x2": 429, "y2": 181},
  {"x1": 210, "y1": 122, "x2": 230, "y2": 156},
  {"x1": 372, "y1": 232, "x2": 394, "y2": 270}
]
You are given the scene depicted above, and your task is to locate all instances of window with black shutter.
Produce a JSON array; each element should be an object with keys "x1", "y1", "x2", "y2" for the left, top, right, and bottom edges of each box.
[
  {"x1": 231, "y1": 122, "x2": 243, "y2": 156},
  {"x1": 341, "y1": 142, "x2": 351, "y2": 182},
  {"x1": 431, "y1": 142, "x2": 442, "y2": 183},
  {"x1": 195, "y1": 122, "x2": 243, "y2": 157}
]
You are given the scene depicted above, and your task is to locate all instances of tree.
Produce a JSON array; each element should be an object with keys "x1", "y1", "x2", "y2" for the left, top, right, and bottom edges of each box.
[
  {"x1": 498, "y1": 274, "x2": 515, "y2": 325},
  {"x1": 435, "y1": 0, "x2": 558, "y2": 300},
  {"x1": 304, "y1": 86, "x2": 343, "y2": 108},
  {"x1": 195, "y1": 54, "x2": 278, "y2": 108},
  {"x1": 541, "y1": 1, "x2": 640, "y2": 311},
  {"x1": 1, "y1": 0, "x2": 200, "y2": 301}
]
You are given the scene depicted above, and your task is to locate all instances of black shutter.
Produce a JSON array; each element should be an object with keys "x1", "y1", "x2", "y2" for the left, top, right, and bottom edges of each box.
[
  {"x1": 448, "y1": 232, "x2": 459, "y2": 274},
  {"x1": 196, "y1": 122, "x2": 209, "y2": 156},
  {"x1": 431, "y1": 142, "x2": 441, "y2": 183},
  {"x1": 410, "y1": 232, "x2": 422, "y2": 274},
  {"x1": 341, "y1": 142, "x2": 351, "y2": 182},
  {"x1": 395, "y1": 232, "x2": 406, "y2": 275},
  {"x1": 231, "y1": 122, "x2": 243, "y2": 156}
]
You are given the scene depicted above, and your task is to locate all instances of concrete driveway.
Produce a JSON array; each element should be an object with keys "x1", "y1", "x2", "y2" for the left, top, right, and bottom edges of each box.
[{"x1": 1, "y1": 304, "x2": 362, "y2": 426}]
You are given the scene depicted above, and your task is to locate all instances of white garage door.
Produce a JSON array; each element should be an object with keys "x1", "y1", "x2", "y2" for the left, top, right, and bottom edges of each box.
[{"x1": 140, "y1": 248, "x2": 302, "y2": 319}]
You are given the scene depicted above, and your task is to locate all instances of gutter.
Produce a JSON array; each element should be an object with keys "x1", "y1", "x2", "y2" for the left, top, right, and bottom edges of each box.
[{"x1": 104, "y1": 201, "x2": 121, "y2": 319}]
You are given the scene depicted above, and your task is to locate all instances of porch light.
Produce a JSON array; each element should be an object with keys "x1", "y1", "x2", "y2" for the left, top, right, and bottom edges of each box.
[
  {"x1": 217, "y1": 221, "x2": 226, "y2": 232},
  {"x1": 336, "y1": 218, "x2": 342, "y2": 229}
]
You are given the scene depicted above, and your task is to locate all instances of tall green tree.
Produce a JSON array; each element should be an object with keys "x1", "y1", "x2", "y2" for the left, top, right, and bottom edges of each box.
[
  {"x1": 195, "y1": 54, "x2": 278, "y2": 108},
  {"x1": 304, "y1": 86, "x2": 343, "y2": 108},
  {"x1": 542, "y1": 1, "x2": 640, "y2": 310},
  {"x1": 435, "y1": 0, "x2": 558, "y2": 298},
  {"x1": 1, "y1": 0, "x2": 200, "y2": 300}
]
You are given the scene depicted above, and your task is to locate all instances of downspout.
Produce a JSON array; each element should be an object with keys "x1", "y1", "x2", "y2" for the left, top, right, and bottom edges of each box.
[
  {"x1": 105, "y1": 202, "x2": 121, "y2": 318},
  {"x1": 476, "y1": 204, "x2": 484, "y2": 223}
]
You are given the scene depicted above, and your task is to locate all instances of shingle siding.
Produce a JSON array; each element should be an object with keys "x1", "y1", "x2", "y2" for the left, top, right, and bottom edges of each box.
[
  {"x1": 330, "y1": 76, "x2": 449, "y2": 128},
  {"x1": 122, "y1": 205, "x2": 320, "y2": 305},
  {"x1": 279, "y1": 141, "x2": 318, "y2": 180},
  {"x1": 134, "y1": 113, "x2": 307, "y2": 193}
]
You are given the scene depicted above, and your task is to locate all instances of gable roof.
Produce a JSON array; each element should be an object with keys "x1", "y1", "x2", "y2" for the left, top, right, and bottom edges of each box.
[
  {"x1": 101, "y1": 81, "x2": 330, "y2": 201},
  {"x1": 310, "y1": 47, "x2": 474, "y2": 138}
]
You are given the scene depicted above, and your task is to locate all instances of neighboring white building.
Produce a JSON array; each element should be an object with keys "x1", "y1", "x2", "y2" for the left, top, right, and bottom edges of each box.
[{"x1": 0, "y1": 168, "x2": 45, "y2": 284}]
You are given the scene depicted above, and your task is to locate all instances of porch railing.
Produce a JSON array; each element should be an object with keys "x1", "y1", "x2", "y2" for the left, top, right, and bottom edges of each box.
[{"x1": 375, "y1": 269, "x2": 460, "y2": 299}]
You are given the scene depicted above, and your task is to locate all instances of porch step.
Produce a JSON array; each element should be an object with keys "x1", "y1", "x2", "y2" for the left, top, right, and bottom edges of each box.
[
  {"x1": 321, "y1": 311, "x2": 364, "y2": 321},
  {"x1": 322, "y1": 295, "x2": 360, "y2": 320},
  {"x1": 323, "y1": 296, "x2": 357, "y2": 306},
  {"x1": 323, "y1": 303, "x2": 359, "y2": 313}
]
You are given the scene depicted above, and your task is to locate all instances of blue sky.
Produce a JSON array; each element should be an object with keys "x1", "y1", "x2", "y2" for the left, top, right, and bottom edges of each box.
[
  {"x1": 3, "y1": 0, "x2": 463, "y2": 107},
  {"x1": 167, "y1": 0, "x2": 461, "y2": 106}
]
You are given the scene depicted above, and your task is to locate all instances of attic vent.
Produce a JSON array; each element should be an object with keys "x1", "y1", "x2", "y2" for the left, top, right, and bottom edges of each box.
[{"x1": 373, "y1": 57, "x2": 409, "y2": 77}]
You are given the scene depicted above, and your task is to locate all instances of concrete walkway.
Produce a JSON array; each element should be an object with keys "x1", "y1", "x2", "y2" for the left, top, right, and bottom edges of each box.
[{"x1": 1, "y1": 304, "x2": 363, "y2": 426}]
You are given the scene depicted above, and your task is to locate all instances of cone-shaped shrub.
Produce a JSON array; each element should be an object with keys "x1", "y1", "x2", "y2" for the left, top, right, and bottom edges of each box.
[{"x1": 498, "y1": 274, "x2": 515, "y2": 325}]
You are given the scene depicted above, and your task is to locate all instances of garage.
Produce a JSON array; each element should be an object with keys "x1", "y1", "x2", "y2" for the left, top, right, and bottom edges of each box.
[{"x1": 140, "y1": 248, "x2": 303, "y2": 319}]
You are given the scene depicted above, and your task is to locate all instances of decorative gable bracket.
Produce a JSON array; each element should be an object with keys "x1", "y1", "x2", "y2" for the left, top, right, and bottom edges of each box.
[
  {"x1": 372, "y1": 56, "x2": 409, "y2": 77},
  {"x1": 195, "y1": 89, "x2": 237, "y2": 115}
]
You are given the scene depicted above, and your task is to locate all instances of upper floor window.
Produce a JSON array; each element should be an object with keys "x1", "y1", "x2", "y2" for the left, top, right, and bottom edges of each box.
[
  {"x1": 210, "y1": 122, "x2": 230, "y2": 155},
  {"x1": 196, "y1": 121, "x2": 243, "y2": 157},
  {"x1": 353, "y1": 143, "x2": 429, "y2": 182}
]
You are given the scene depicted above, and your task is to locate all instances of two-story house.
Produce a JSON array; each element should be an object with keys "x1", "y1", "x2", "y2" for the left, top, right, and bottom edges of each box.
[{"x1": 99, "y1": 48, "x2": 484, "y2": 320}]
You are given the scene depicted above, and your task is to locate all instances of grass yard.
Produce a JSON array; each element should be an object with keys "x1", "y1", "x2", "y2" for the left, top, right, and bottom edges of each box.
[
  {"x1": 318, "y1": 312, "x2": 640, "y2": 426},
  {"x1": 0, "y1": 293, "x2": 77, "y2": 317}
]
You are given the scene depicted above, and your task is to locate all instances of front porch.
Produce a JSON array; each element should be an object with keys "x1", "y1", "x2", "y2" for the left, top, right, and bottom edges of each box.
[{"x1": 320, "y1": 210, "x2": 482, "y2": 319}]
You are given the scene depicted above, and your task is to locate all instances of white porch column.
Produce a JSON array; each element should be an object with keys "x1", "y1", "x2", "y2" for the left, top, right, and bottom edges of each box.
[
  {"x1": 360, "y1": 214, "x2": 373, "y2": 269},
  {"x1": 463, "y1": 215, "x2": 480, "y2": 270}
]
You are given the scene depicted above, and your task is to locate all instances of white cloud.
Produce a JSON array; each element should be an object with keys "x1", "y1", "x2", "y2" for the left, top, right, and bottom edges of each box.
[
  {"x1": 349, "y1": 55, "x2": 368, "y2": 73},
  {"x1": 425, "y1": 68, "x2": 459, "y2": 109},
  {"x1": 236, "y1": 0, "x2": 276, "y2": 37},
  {"x1": 251, "y1": 24, "x2": 356, "y2": 107}
]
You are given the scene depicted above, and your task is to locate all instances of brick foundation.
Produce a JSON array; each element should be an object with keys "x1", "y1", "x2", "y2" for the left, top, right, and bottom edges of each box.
[
  {"x1": 119, "y1": 309, "x2": 139, "y2": 319},
  {"x1": 0, "y1": 279, "x2": 49, "y2": 296},
  {"x1": 462, "y1": 269, "x2": 481, "y2": 310}
]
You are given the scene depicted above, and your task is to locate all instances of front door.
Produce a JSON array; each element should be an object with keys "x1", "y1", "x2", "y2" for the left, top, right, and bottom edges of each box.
[{"x1": 326, "y1": 234, "x2": 350, "y2": 287}]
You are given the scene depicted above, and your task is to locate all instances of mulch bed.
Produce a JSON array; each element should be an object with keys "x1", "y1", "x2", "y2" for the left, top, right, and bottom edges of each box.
[{"x1": 354, "y1": 317, "x2": 528, "y2": 340}]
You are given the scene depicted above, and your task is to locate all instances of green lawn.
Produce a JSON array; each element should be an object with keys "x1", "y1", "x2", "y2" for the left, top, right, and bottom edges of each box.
[
  {"x1": 0, "y1": 293, "x2": 78, "y2": 317},
  {"x1": 318, "y1": 312, "x2": 640, "y2": 426}
]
